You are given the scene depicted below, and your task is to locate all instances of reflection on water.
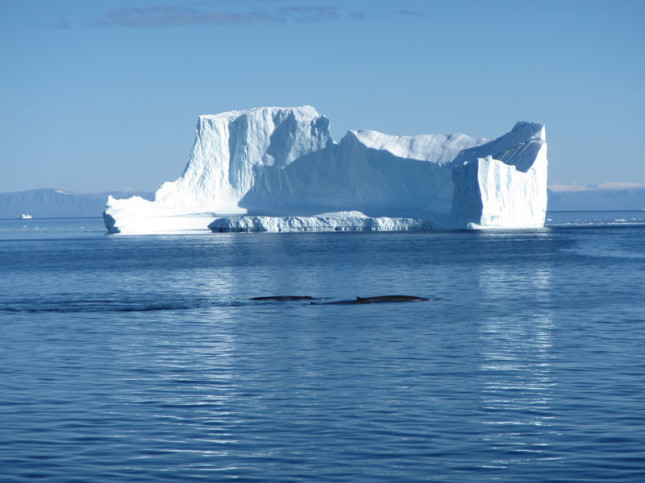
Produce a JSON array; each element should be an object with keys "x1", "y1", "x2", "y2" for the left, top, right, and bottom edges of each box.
[{"x1": 477, "y1": 263, "x2": 556, "y2": 468}]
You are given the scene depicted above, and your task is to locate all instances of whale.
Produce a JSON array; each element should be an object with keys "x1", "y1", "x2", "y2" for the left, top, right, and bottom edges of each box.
[
  {"x1": 311, "y1": 295, "x2": 434, "y2": 305},
  {"x1": 250, "y1": 295, "x2": 315, "y2": 301}
]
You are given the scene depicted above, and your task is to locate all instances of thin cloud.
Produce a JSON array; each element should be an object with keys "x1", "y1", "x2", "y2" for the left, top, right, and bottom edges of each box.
[
  {"x1": 350, "y1": 11, "x2": 370, "y2": 21},
  {"x1": 397, "y1": 9, "x2": 428, "y2": 18},
  {"x1": 56, "y1": 17, "x2": 71, "y2": 30},
  {"x1": 276, "y1": 6, "x2": 340, "y2": 23},
  {"x1": 86, "y1": 4, "x2": 341, "y2": 28}
]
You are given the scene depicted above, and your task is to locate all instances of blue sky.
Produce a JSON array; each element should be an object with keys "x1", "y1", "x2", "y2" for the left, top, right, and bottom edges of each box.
[{"x1": 1, "y1": 0, "x2": 644, "y2": 193}]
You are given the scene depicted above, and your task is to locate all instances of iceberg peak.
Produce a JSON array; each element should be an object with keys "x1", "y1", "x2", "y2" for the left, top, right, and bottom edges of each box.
[
  {"x1": 199, "y1": 105, "x2": 323, "y2": 123},
  {"x1": 508, "y1": 121, "x2": 546, "y2": 143},
  {"x1": 153, "y1": 105, "x2": 333, "y2": 211}
]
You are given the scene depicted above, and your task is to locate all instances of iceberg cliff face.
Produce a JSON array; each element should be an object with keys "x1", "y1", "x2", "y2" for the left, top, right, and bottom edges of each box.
[
  {"x1": 104, "y1": 106, "x2": 547, "y2": 234},
  {"x1": 450, "y1": 122, "x2": 548, "y2": 228},
  {"x1": 156, "y1": 106, "x2": 333, "y2": 212}
]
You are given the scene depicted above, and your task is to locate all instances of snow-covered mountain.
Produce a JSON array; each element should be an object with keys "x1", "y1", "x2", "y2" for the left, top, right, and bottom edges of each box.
[
  {"x1": 0, "y1": 189, "x2": 152, "y2": 219},
  {"x1": 104, "y1": 106, "x2": 548, "y2": 234}
]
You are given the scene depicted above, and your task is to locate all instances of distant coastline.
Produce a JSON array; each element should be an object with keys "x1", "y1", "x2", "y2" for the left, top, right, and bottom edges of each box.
[
  {"x1": 547, "y1": 184, "x2": 645, "y2": 211},
  {"x1": 0, "y1": 189, "x2": 153, "y2": 219}
]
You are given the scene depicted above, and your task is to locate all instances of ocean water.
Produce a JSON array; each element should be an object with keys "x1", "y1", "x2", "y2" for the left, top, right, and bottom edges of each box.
[{"x1": 1, "y1": 212, "x2": 644, "y2": 482}]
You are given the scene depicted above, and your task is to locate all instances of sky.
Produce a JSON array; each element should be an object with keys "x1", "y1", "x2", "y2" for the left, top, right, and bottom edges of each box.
[{"x1": 1, "y1": 0, "x2": 644, "y2": 193}]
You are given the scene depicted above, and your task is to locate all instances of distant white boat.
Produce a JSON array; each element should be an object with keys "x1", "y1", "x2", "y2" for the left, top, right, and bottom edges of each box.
[{"x1": 21, "y1": 213, "x2": 32, "y2": 219}]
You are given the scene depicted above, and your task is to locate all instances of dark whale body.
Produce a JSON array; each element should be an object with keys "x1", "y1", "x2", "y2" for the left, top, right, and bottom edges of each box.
[
  {"x1": 356, "y1": 295, "x2": 430, "y2": 303},
  {"x1": 250, "y1": 295, "x2": 314, "y2": 301},
  {"x1": 312, "y1": 295, "x2": 433, "y2": 305}
]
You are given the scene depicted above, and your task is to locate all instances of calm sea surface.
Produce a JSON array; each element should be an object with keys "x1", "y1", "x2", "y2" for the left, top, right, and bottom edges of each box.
[{"x1": 1, "y1": 212, "x2": 644, "y2": 482}]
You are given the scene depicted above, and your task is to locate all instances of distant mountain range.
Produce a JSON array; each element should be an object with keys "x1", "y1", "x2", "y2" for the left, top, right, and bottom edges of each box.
[
  {"x1": 547, "y1": 184, "x2": 645, "y2": 211},
  {"x1": 0, "y1": 185, "x2": 643, "y2": 219},
  {"x1": 0, "y1": 189, "x2": 153, "y2": 219}
]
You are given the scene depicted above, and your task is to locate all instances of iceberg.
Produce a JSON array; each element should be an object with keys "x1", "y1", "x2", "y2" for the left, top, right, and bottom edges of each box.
[{"x1": 104, "y1": 106, "x2": 547, "y2": 234}]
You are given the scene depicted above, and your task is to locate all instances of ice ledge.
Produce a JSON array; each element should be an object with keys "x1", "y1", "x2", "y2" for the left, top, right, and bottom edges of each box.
[{"x1": 208, "y1": 212, "x2": 433, "y2": 233}]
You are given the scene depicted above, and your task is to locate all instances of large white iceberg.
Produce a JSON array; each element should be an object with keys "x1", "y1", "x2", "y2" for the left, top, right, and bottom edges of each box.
[{"x1": 104, "y1": 106, "x2": 547, "y2": 234}]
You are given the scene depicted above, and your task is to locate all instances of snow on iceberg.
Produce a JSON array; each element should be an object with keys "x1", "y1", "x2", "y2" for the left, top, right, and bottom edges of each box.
[{"x1": 104, "y1": 106, "x2": 547, "y2": 234}]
